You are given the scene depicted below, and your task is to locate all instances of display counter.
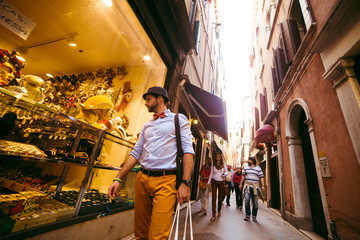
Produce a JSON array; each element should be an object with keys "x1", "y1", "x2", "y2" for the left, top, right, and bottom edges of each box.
[{"x1": 0, "y1": 87, "x2": 137, "y2": 239}]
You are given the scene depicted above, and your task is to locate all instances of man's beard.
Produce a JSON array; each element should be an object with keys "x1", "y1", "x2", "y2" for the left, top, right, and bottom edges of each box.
[{"x1": 147, "y1": 101, "x2": 158, "y2": 113}]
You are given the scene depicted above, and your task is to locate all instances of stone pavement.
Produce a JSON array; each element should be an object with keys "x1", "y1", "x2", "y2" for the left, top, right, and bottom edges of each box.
[{"x1": 122, "y1": 193, "x2": 315, "y2": 240}]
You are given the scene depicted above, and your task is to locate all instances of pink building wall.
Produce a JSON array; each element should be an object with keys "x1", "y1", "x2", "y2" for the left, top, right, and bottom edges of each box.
[{"x1": 279, "y1": 53, "x2": 360, "y2": 238}]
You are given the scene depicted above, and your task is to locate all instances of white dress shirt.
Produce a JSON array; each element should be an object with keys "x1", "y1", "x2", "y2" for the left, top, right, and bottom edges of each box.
[{"x1": 130, "y1": 109, "x2": 195, "y2": 170}]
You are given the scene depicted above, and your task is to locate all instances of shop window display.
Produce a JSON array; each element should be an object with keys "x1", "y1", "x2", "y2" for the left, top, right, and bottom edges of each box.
[{"x1": 0, "y1": 0, "x2": 167, "y2": 237}]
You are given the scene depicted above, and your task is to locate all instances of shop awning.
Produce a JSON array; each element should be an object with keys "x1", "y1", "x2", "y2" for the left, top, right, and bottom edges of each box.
[
  {"x1": 255, "y1": 124, "x2": 275, "y2": 146},
  {"x1": 183, "y1": 82, "x2": 228, "y2": 141}
]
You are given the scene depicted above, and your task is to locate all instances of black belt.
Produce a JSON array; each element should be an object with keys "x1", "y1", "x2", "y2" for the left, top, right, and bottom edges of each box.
[{"x1": 140, "y1": 168, "x2": 177, "y2": 177}]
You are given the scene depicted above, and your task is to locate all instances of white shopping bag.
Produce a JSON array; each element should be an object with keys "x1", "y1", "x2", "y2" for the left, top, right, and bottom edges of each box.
[{"x1": 168, "y1": 202, "x2": 193, "y2": 240}]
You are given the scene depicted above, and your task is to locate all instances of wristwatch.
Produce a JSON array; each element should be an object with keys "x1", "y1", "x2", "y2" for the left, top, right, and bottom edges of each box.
[{"x1": 181, "y1": 179, "x2": 192, "y2": 187}]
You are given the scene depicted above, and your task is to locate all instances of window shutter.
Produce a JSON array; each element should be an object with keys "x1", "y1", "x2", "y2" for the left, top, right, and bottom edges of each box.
[
  {"x1": 193, "y1": 20, "x2": 201, "y2": 54},
  {"x1": 299, "y1": 0, "x2": 315, "y2": 30},
  {"x1": 255, "y1": 107, "x2": 260, "y2": 131},
  {"x1": 250, "y1": 47, "x2": 255, "y2": 67},
  {"x1": 260, "y1": 93, "x2": 266, "y2": 121},
  {"x1": 271, "y1": 67, "x2": 279, "y2": 95},
  {"x1": 279, "y1": 19, "x2": 301, "y2": 66},
  {"x1": 251, "y1": 124, "x2": 254, "y2": 142},
  {"x1": 274, "y1": 47, "x2": 288, "y2": 83},
  {"x1": 270, "y1": 4, "x2": 276, "y2": 27},
  {"x1": 189, "y1": 1, "x2": 197, "y2": 26},
  {"x1": 264, "y1": 88, "x2": 268, "y2": 114}
]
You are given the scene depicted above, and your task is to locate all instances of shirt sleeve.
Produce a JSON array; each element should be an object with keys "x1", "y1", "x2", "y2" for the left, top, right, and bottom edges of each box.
[
  {"x1": 258, "y1": 167, "x2": 264, "y2": 178},
  {"x1": 178, "y1": 114, "x2": 195, "y2": 155},
  {"x1": 129, "y1": 126, "x2": 145, "y2": 161}
]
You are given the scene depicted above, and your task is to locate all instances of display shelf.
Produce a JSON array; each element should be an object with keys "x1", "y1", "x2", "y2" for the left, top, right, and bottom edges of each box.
[
  {"x1": 0, "y1": 153, "x2": 90, "y2": 167},
  {"x1": 0, "y1": 87, "x2": 136, "y2": 237},
  {"x1": 103, "y1": 131, "x2": 135, "y2": 149},
  {"x1": 93, "y1": 164, "x2": 121, "y2": 171},
  {"x1": 0, "y1": 202, "x2": 133, "y2": 240},
  {"x1": 0, "y1": 87, "x2": 57, "y2": 120}
]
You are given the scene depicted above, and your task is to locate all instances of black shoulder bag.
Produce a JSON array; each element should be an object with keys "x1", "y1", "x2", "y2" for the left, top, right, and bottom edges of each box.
[{"x1": 174, "y1": 114, "x2": 183, "y2": 189}]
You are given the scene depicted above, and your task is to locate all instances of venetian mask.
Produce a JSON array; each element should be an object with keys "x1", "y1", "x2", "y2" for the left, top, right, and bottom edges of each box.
[
  {"x1": 0, "y1": 63, "x2": 15, "y2": 86},
  {"x1": 124, "y1": 91, "x2": 133, "y2": 102}
]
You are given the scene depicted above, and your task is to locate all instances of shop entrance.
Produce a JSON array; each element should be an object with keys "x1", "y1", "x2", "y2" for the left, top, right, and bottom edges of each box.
[
  {"x1": 298, "y1": 110, "x2": 328, "y2": 239},
  {"x1": 191, "y1": 136, "x2": 203, "y2": 200},
  {"x1": 269, "y1": 155, "x2": 280, "y2": 209}
]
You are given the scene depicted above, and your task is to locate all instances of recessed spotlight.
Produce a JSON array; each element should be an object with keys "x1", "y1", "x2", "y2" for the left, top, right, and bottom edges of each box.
[
  {"x1": 103, "y1": 0, "x2": 112, "y2": 7},
  {"x1": 144, "y1": 55, "x2": 151, "y2": 61},
  {"x1": 46, "y1": 73, "x2": 54, "y2": 78}
]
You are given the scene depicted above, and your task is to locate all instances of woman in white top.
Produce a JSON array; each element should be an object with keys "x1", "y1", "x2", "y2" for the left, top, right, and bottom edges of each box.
[{"x1": 207, "y1": 153, "x2": 228, "y2": 222}]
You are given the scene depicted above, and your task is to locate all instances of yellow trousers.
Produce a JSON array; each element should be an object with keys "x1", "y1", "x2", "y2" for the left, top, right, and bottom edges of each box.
[{"x1": 134, "y1": 171, "x2": 177, "y2": 240}]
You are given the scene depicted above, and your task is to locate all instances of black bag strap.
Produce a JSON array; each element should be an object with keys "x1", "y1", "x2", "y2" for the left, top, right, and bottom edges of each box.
[
  {"x1": 175, "y1": 114, "x2": 183, "y2": 189},
  {"x1": 174, "y1": 114, "x2": 183, "y2": 158}
]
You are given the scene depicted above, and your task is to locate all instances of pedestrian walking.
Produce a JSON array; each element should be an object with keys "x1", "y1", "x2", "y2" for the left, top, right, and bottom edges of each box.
[
  {"x1": 198, "y1": 156, "x2": 212, "y2": 215},
  {"x1": 233, "y1": 166, "x2": 243, "y2": 210},
  {"x1": 240, "y1": 156, "x2": 265, "y2": 222},
  {"x1": 225, "y1": 164, "x2": 234, "y2": 206},
  {"x1": 108, "y1": 86, "x2": 195, "y2": 240},
  {"x1": 208, "y1": 153, "x2": 227, "y2": 222}
]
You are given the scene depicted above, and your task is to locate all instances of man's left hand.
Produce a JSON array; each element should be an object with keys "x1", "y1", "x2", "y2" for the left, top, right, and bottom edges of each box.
[{"x1": 177, "y1": 184, "x2": 190, "y2": 205}]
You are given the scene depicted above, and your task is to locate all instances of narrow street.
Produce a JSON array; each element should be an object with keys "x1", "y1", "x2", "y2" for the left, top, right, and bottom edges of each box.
[
  {"x1": 172, "y1": 196, "x2": 309, "y2": 240},
  {"x1": 123, "y1": 193, "x2": 317, "y2": 240}
]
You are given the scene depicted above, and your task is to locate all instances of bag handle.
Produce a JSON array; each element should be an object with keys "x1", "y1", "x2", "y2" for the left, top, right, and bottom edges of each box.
[{"x1": 169, "y1": 202, "x2": 193, "y2": 240}]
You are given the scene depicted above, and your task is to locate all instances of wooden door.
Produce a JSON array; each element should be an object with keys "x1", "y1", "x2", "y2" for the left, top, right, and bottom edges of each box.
[{"x1": 299, "y1": 110, "x2": 328, "y2": 239}]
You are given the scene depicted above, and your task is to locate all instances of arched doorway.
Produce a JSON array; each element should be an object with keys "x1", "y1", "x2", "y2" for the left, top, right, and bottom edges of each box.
[
  {"x1": 286, "y1": 98, "x2": 331, "y2": 239},
  {"x1": 298, "y1": 110, "x2": 327, "y2": 238}
]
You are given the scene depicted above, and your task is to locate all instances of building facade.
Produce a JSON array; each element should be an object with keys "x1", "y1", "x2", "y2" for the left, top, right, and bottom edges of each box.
[
  {"x1": 248, "y1": 0, "x2": 360, "y2": 239},
  {"x1": 0, "y1": 0, "x2": 227, "y2": 238},
  {"x1": 112, "y1": 0, "x2": 228, "y2": 199}
]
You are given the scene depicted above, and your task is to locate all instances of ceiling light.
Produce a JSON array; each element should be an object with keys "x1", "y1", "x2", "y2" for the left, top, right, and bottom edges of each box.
[
  {"x1": 15, "y1": 33, "x2": 79, "y2": 54},
  {"x1": 103, "y1": 0, "x2": 112, "y2": 7},
  {"x1": 192, "y1": 119, "x2": 198, "y2": 125},
  {"x1": 143, "y1": 55, "x2": 151, "y2": 61},
  {"x1": 67, "y1": 33, "x2": 79, "y2": 47},
  {"x1": 46, "y1": 73, "x2": 53, "y2": 78}
]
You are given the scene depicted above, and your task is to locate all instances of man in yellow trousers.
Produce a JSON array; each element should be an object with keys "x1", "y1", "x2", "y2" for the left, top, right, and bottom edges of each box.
[{"x1": 108, "y1": 86, "x2": 194, "y2": 240}]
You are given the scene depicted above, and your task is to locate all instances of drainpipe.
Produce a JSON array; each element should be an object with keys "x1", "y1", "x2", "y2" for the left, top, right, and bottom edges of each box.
[{"x1": 276, "y1": 109, "x2": 287, "y2": 220}]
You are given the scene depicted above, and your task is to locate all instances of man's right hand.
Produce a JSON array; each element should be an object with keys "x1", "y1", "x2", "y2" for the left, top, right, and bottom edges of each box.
[{"x1": 108, "y1": 181, "x2": 121, "y2": 199}]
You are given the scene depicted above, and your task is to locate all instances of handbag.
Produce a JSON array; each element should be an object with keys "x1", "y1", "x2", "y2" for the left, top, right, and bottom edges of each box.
[
  {"x1": 174, "y1": 114, "x2": 184, "y2": 189},
  {"x1": 169, "y1": 202, "x2": 193, "y2": 240},
  {"x1": 198, "y1": 180, "x2": 207, "y2": 189}
]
